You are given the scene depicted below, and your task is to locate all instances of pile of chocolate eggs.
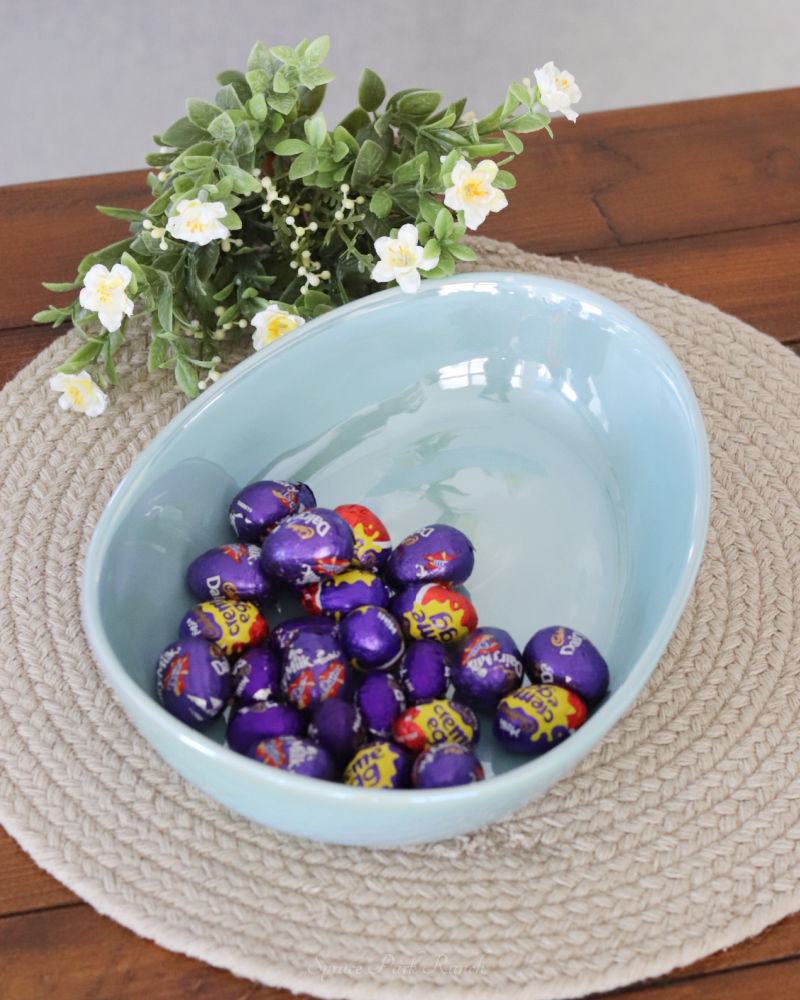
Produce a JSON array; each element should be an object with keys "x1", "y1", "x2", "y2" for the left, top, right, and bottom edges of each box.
[{"x1": 155, "y1": 479, "x2": 610, "y2": 789}]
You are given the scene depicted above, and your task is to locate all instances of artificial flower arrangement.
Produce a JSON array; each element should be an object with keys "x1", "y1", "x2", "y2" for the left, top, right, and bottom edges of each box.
[{"x1": 37, "y1": 38, "x2": 580, "y2": 415}]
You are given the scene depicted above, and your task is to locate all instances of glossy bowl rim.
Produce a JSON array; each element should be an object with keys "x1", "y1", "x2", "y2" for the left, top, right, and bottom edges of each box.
[{"x1": 81, "y1": 270, "x2": 711, "y2": 811}]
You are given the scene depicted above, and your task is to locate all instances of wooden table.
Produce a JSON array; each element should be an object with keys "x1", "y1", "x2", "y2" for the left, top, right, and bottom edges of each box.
[{"x1": 2, "y1": 89, "x2": 800, "y2": 999}]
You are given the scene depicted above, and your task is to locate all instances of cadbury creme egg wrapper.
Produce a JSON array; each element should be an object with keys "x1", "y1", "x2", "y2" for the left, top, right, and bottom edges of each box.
[
  {"x1": 392, "y1": 698, "x2": 479, "y2": 753},
  {"x1": 229, "y1": 480, "x2": 315, "y2": 542},
  {"x1": 494, "y1": 684, "x2": 587, "y2": 756},
  {"x1": 397, "y1": 639, "x2": 451, "y2": 704},
  {"x1": 259, "y1": 507, "x2": 354, "y2": 586},
  {"x1": 340, "y1": 605, "x2": 405, "y2": 673},
  {"x1": 334, "y1": 503, "x2": 391, "y2": 571},
  {"x1": 384, "y1": 524, "x2": 474, "y2": 588},
  {"x1": 343, "y1": 741, "x2": 414, "y2": 788},
  {"x1": 155, "y1": 637, "x2": 231, "y2": 729},
  {"x1": 452, "y1": 627, "x2": 524, "y2": 711},
  {"x1": 356, "y1": 673, "x2": 407, "y2": 739},
  {"x1": 245, "y1": 735, "x2": 336, "y2": 780},
  {"x1": 179, "y1": 598, "x2": 268, "y2": 656},
  {"x1": 186, "y1": 542, "x2": 272, "y2": 602},
  {"x1": 307, "y1": 698, "x2": 366, "y2": 766},
  {"x1": 523, "y1": 626, "x2": 610, "y2": 705},
  {"x1": 390, "y1": 583, "x2": 477, "y2": 644},
  {"x1": 231, "y1": 645, "x2": 282, "y2": 704},
  {"x1": 412, "y1": 743, "x2": 485, "y2": 789},
  {"x1": 226, "y1": 700, "x2": 305, "y2": 754},
  {"x1": 281, "y1": 627, "x2": 353, "y2": 710},
  {"x1": 301, "y1": 568, "x2": 389, "y2": 619},
  {"x1": 269, "y1": 615, "x2": 338, "y2": 653}
]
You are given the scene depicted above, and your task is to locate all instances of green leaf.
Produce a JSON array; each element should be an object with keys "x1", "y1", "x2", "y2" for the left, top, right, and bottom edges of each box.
[
  {"x1": 273, "y1": 68, "x2": 290, "y2": 94},
  {"x1": 247, "y1": 92, "x2": 268, "y2": 121},
  {"x1": 148, "y1": 334, "x2": 169, "y2": 371},
  {"x1": 419, "y1": 195, "x2": 442, "y2": 228},
  {"x1": 196, "y1": 242, "x2": 220, "y2": 282},
  {"x1": 160, "y1": 116, "x2": 208, "y2": 148},
  {"x1": 144, "y1": 151, "x2": 176, "y2": 167},
  {"x1": 475, "y1": 104, "x2": 504, "y2": 134},
  {"x1": 492, "y1": 169, "x2": 517, "y2": 190},
  {"x1": 392, "y1": 152, "x2": 427, "y2": 186},
  {"x1": 231, "y1": 122, "x2": 255, "y2": 156},
  {"x1": 298, "y1": 84, "x2": 327, "y2": 116},
  {"x1": 395, "y1": 89, "x2": 442, "y2": 120},
  {"x1": 157, "y1": 283, "x2": 173, "y2": 332},
  {"x1": 216, "y1": 83, "x2": 245, "y2": 111},
  {"x1": 299, "y1": 66, "x2": 334, "y2": 90},
  {"x1": 462, "y1": 140, "x2": 508, "y2": 157},
  {"x1": 95, "y1": 204, "x2": 146, "y2": 223},
  {"x1": 502, "y1": 130, "x2": 524, "y2": 154},
  {"x1": 449, "y1": 242, "x2": 477, "y2": 261},
  {"x1": 77, "y1": 238, "x2": 134, "y2": 276},
  {"x1": 507, "y1": 111, "x2": 550, "y2": 133},
  {"x1": 208, "y1": 112, "x2": 236, "y2": 142},
  {"x1": 304, "y1": 112, "x2": 327, "y2": 148},
  {"x1": 333, "y1": 124, "x2": 359, "y2": 153},
  {"x1": 33, "y1": 307, "x2": 69, "y2": 323},
  {"x1": 175, "y1": 357, "x2": 199, "y2": 398},
  {"x1": 41, "y1": 279, "x2": 81, "y2": 292},
  {"x1": 351, "y1": 138, "x2": 385, "y2": 187},
  {"x1": 339, "y1": 107, "x2": 370, "y2": 136},
  {"x1": 288, "y1": 149, "x2": 319, "y2": 180},
  {"x1": 303, "y1": 35, "x2": 329, "y2": 66},
  {"x1": 220, "y1": 162, "x2": 261, "y2": 193},
  {"x1": 506, "y1": 80, "x2": 531, "y2": 111},
  {"x1": 267, "y1": 91, "x2": 295, "y2": 115},
  {"x1": 186, "y1": 98, "x2": 220, "y2": 129},
  {"x1": 369, "y1": 189, "x2": 392, "y2": 218},
  {"x1": 247, "y1": 41, "x2": 272, "y2": 73},
  {"x1": 246, "y1": 68, "x2": 269, "y2": 96},
  {"x1": 358, "y1": 68, "x2": 386, "y2": 112},
  {"x1": 274, "y1": 137, "x2": 310, "y2": 156},
  {"x1": 57, "y1": 340, "x2": 104, "y2": 372},
  {"x1": 119, "y1": 251, "x2": 146, "y2": 282},
  {"x1": 434, "y1": 207, "x2": 455, "y2": 241},
  {"x1": 422, "y1": 237, "x2": 440, "y2": 262},
  {"x1": 332, "y1": 140, "x2": 350, "y2": 162},
  {"x1": 270, "y1": 44, "x2": 298, "y2": 65}
]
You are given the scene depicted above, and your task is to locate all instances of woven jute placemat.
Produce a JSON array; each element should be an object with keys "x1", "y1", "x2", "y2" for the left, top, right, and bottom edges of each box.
[{"x1": 2, "y1": 236, "x2": 800, "y2": 1000}]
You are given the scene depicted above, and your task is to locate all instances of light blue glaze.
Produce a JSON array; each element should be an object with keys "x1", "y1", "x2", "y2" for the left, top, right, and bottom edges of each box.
[{"x1": 82, "y1": 272, "x2": 710, "y2": 845}]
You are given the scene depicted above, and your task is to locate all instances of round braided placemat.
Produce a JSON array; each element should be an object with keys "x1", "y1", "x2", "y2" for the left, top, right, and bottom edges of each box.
[{"x1": 2, "y1": 237, "x2": 800, "y2": 1000}]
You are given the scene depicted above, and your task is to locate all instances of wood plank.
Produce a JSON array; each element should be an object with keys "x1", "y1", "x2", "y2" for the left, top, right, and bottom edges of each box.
[
  {"x1": 606, "y1": 957, "x2": 800, "y2": 1000},
  {"x1": 0, "y1": 325, "x2": 63, "y2": 386},
  {"x1": 0, "y1": 833, "x2": 78, "y2": 915},
  {"x1": 484, "y1": 88, "x2": 800, "y2": 254}
]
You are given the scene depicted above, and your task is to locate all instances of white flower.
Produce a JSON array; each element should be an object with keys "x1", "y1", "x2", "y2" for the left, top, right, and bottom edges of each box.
[
  {"x1": 443, "y1": 160, "x2": 508, "y2": 230},
  {"x1": 371, "y1": 224, "x2": 438, "y2": 294},
  {"x1": 251, "y1": 305, "x2": 305, "y2": 350},
  {"x1": 165, "y1": 199, "x2": 230, "y2": 246},
  {"x1": 49, "y1": 371, "x2": 108, "y2": 416},
  {"x1": 534, "y1": 61, "x2": 581, "y2": 123},
  {"x1": 78, "y1": 263, "x2": 134, "y2": 332}
]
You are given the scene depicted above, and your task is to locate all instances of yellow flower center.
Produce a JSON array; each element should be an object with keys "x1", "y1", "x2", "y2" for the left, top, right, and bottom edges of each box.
[
  {"x1": 463, "y1": 178, "x2": 489, "y2": 202},
  {"x1": 266, "y1": 315, "x2": 299, "y2": 340},
  {"x1": 387, "y1": 245, "x2": 415, "y2": 268},
  {"x1": 67, "y1": 382, "x2": 88, "y2": 406},
  {"x1": 95, "y1": 275, "x2": 124, "y2": 304},
  {"x1": 186, "y1": 216, "x2": 208, "y2": 234}
]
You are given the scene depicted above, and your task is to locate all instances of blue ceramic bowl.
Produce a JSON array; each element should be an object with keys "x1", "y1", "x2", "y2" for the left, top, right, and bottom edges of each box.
[{"x1": 82, "y1": 272, "x2": 710, "y2": 845}]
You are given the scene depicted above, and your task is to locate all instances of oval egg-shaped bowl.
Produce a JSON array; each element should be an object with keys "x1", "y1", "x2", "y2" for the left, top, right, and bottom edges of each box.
[{"x1": 82, "y1": 272, "x2": 710, "y2": 846}]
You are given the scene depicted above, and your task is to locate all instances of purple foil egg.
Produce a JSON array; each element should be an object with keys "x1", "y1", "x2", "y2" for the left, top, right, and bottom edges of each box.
[
  {"x1": 384, "y1": 524, "x2": 475, "y2": 589},
  {"x1": 522, "y1": 626, "x2": 610, "y2": 705},
  {"x1": 227, "y1": 701, "x2": 306, "y2": 754},
  {"x1": 281, "y1": 628, "x2": 353, "y2": 710},
  {"x1": 343, "y1": 741, "x2": 414, "y2": 788},
  {"x1": 356, "y1": 673, "x2": 407, "y2": 739},
  {"x1": 155, "y1": 637, "x2": 231, "y2": 729},
  {"x1": 245, "y1": 736, "x2": 336, "y2": 780},
  {"x1": 392, "y1": 698, "x2": 480, "y2": 753},
  {"x1": 340, "y1": 605, "x2": 405, "y2": 673},
  {"x1": 390, "y1": 583, "x2": 478, "y2": 644},
  {"x1": 301, "y1": 568, "x2": 390, "y2": 620},
  {"x1": 259, "y1": 507, "x2": 355, "y2": 586},
  {"x1": 397, "y1": 639, "x2": 451, "y2": 704},
  {"x1": 231, "y1": 645, "x2": 282, "y2": 704},
  {"x1": 452, "y1": 627, "x2": 524, "y2": 711},
  {"x1": 494, "y1": 684, "x2": 588, "y2": 756},
  {"x1": 307, "y1": 698, "x2": 366, "y2": 766},
  {"x1": 179, "y1": 598, "x2": 269, "y2": 656},
  {"x1": 269, "y1": 615, "x2": 338, "y2": 653},
  {"x1": 186, "y1": 542, "x2": 272, "y2": 602},
  {"x1": 229, "y1": 480, "x2": 313, "y2": 542},
  {"x1": 412, "y1": 742, "x2": 485, "y2": 789}
]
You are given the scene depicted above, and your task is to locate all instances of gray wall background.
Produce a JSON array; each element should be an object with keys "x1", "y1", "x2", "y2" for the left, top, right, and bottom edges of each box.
[{"x1": 2, "y1": 0, "x2": 798, "y2": 188}]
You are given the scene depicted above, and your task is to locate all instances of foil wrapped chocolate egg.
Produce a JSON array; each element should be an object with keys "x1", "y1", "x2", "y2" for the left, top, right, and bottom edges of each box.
[
  {"x1": 412, "y1": 743, "x2": 485, "y2": 789},
  {"x1": 390, "y1": 583, "x2": 478, "y2": 644},
  {"x1": 186, "y1": 542, "x2": 271, "y2": 602},
  {"x1": 259, "y1": 507, "x2": 354, "y2": 586},
  {"x1": 246, "y1": 735, "x2": 336, "y2": 780},
  {"x1": 384, "y1": 524, "x2": 474, "y2": 588},
  {"x1": 269, "y1": 615, "x2": 337, "y2": 653},
  {"x1": 340, "y1": 605, "x2": 405, "y2": 673},
  {"x1": 226, "y1": 700, "x2": 305, "y2": 754},
  {"x1": 229, "y1": 480, "x2": 315, "y2": 542},
  {"x1": 301, "y1": 568, "x2": 389, "y2": 620},
  {"x1": 179, "y1": 598, "x2": 268, "y2": 656},
  {"x1": 523, "y1": 626, "x2": 610, "y2": 705},
  {"x1": 397, "y1": 640, "x2": 451, "y2": 704},
  {"x1": 494, "y1": 684, "x2": 587, "y2": 755},
  {"x1": 343, "y1": 741, "x2": 414, "y2": 788},
  {"x1": 281, "y1": 628, "x2": 353, "y2": 710},
  {"x1": 392, "y1": 698, "x2": 479, "y2": 753},
  {"x1": 452, "y1": 627, "x2": 524, "y2": 711},
  {"x1": 355, "y1": 673, "x2": 407, "y2": 739},
  {"x1": 334, "y1": 503, "x2": 391, "y2": 571},
  {"x1": 231, "y1": 645, "x2": 282, "y2": 704},
  {"x1": 307, "y1": 698, "x2": 366, "y2": 767},
  {"x1": 155, "y1": 637, "x2": 231, "y2": 729}
]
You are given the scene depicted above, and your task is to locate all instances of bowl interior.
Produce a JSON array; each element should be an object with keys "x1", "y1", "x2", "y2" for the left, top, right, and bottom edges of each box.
[{"x1": 83, "y1": 272, "x2": 709, "y2": 843}]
